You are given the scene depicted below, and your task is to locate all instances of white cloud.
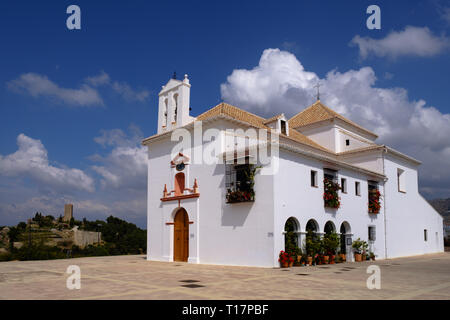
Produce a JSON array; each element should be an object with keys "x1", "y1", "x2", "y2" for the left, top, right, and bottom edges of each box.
[
  {"x1": 91, "y1": 126, "x2": 147, "y2": 190},
  {"x1": 85, "y1": 71, "x2": 150, "y2": 102},
  {"x1": 221, "y1": 48, "x2": 318, "y2": 116},
  {"x1": 85, "y1": 70, "x2": 111, "y2": 87},
  {"x1": 0, "y1": 129, "x2": 147, "y2": 227},
  {"x1": 0, "y1": 134, "x2": 95, "y2": 193},
  {"x1": 7, "y1": 73, "x2": 104, "y2": 106},
  {"x1": 7, "y1": 71, "x2": 149, "y2": 107},
  {"x1": 220, "y1": 48, "x2": 450, "y2": 197},
  {"x1": 111, "y1": 81, "x2": 150, "y2": 102},
  {"x1": 350, "y1": 26, "x2": 449, "y2": 59}
]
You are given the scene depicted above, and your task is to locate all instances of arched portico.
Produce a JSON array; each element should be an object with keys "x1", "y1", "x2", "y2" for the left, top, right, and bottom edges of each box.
[
  {"x1": 284, "y1": 217, "x2": 300, "y2": 252},
  {"x1": 306, "y1": 219, "x2": 320, "y2": 239},
  {"x1": 324, "y1": 221, "x2": 336, "y2": 234}
]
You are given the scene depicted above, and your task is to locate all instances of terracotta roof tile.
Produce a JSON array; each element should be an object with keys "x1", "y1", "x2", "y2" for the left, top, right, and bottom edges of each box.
[
  {"x1": 288, "y1": 100, "x2": 378, "y2": 138},
  {"x1": 263, "y1": 113, "x2": 285, "y2": 124},
  {"x1": 196, "y1": 103, "x2": 331, "y2": 153}
]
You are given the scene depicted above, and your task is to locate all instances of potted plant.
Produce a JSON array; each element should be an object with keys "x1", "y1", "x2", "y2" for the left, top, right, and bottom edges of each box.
[
  {"x1": 361, "y1": 240, "x2": 369, "y2": 261},
  {"x1": 292, "y1": 247, "x2": 302, "y2": 266},
  {"x1": 300, "y1": 254, "x2": 308, "y2": 266},
  {"x1": 323, "y1": 232, "x2": 340, "y2": 265},
  {"x1": 369, "y1": 252, "x2": 376, "y2": 261},
  {"x1": 305, "y1": 234, "x2": 315, "y2": 266},
  {"x1": 352, "y1": 238, "x2": 363, "y2": 262},
  {"x1": 278, "y1": 250, "x2": 293, "y2": 268}
]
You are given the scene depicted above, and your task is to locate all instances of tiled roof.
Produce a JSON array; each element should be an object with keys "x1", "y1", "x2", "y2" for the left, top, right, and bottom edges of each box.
[
  {"x1": 196, "y1": 103, "x2": 331, "y2": 152},
  {"x1": 263, "y1": 113, "x2": 284, "y2": 124},
  {"x1": 196, "y1": 102, "x2": 268, "y2": 129},
  {"x1": 288, "y1": 100, "x2": 378, "y2": 138},
  {"x1": 337, "y1": 145, "x2": 384, "y2": 156}
]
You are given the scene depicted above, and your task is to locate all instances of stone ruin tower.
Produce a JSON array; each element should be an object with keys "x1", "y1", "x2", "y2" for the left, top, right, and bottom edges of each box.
[{"x1": 63, "y1": 204, "x2": 73, "y2": 222}]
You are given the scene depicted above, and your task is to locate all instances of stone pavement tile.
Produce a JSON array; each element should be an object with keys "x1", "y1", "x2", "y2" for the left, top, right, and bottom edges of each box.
[{"x1": 1, "y1": 253, "x2": 449, "y2": 300}]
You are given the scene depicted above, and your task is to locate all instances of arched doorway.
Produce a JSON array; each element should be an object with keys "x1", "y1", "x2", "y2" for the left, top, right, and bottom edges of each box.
[
  {"x1": 284, "y1": 217, "x2": 299, "y2": 253},
  {"x1": 174, "y1": 208, "x2": 189, "y2": 262},
  {"x1": 306, "y1": 219, "x2": 319, "y2": 239},
  {"x1": 174, "y1": 172, "x2": 185, "y2": 196},
  {"x1": 340, "y1": 221, "x2": 351, "y2": 259},
  {"x1": 324, "y1": 221, "x2": 336, "y2": 235}
]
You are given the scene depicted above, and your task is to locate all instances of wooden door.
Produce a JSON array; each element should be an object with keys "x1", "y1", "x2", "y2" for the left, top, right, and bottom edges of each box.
[{"x1": 174, "y1": 209, "x2": 189, "y2": 262}]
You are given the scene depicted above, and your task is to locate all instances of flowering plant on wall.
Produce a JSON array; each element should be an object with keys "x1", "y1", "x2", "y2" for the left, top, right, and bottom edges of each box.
[
  {"x1": 323, "y1": 178, "x2": 341, "y2": 208},
  {"x1": 226, "y1": 189, "x2": 254, "y2": 203},
  {"x1": 368, "y1": 189, "x2": 381, "y2": 213}
]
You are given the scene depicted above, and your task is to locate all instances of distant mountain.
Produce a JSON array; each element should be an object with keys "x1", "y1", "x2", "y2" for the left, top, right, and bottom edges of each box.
[{"x1": 428, "y1": 198, "x2": 450, "y2": 224}]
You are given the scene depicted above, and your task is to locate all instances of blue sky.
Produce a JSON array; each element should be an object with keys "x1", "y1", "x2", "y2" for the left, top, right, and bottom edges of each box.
[{"x1": 1, "y1": 0, "x2": 449, "y2": 227}]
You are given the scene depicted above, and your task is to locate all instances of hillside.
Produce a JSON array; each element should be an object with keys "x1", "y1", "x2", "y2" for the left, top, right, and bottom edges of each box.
[
  {"x1": 428, "y1": 198, "x2": 450, "y2": 223},
  {"x1": 0, "y1": 214, "x2": 146, "y2": 261}
]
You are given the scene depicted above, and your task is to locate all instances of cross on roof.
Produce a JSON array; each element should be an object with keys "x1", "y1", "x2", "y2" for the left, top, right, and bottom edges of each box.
[{"x1": 313, "y1": 82, "x2": 321, "y2": 101}]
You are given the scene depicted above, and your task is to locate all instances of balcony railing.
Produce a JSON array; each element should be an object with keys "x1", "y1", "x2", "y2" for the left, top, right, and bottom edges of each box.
[
  {"x1": 323, "y1": 178, "x2": 341, "y2": 209},
  {"x1": 368, "y1": 189, "x2": 381, "y2": 214},
  {"x1": 226, "y1": 189, "x2": 255, "y2": 203}
]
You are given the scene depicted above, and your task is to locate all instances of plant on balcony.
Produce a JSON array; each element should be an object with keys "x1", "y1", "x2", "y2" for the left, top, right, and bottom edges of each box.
[
  {"x1": 368, "y1": 189, "x2": 381, "y2": 213},
  {"x1": 226, "y1": 189, "x2": 254, "y2": 203},
  {"x1": 323, "y1": 178, "x2": 341, "y2": 208},
  {"x1": 226, "y1": 164, "x2": 260, "y2": 203}
]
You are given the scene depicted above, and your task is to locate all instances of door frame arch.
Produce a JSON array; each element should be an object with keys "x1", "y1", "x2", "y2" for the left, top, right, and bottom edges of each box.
[{"x1": 173, "y1": 208, "x2": 189, "y2": 262}]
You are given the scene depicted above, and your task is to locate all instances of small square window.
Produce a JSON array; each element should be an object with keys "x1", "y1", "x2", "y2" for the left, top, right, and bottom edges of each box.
[
  {"x1": 345, "y1": 139, "x2": 350, "y2": 146},
  {"x1": 341, "y1": 178, "x2": 347, "y2": 193},
  {"x1": 355, "y1": 181, "x2": 361, "y2": 196},
  {"x1": 311, "y1": 170, "x2": 318, "y2": 187},
  {"x1": 397, "y1": 168, "x2": 406, "y2": 192}
]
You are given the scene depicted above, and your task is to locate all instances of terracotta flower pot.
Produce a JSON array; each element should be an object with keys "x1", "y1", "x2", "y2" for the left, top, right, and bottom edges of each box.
[
  {"x1": 330, "y1": 255, "x2": 335, "y2": 264},
  {"x1": 323, "y1": 255, "x2": 329, "y2": 264},
  {"x1": 289, "y1": 261, "x2": 294, "y2": 267},
  {"x1": 354, "y1": 253, "x2": 362, "y2": 262},
  {"x1": 339, "y1": 253, "x2": 346, "y2": 262},
  {"x1": 281, "y1": 261, "x2": 289, "y2": 268},
  {"x1": 307, "y1": 256, "x2": 313, "y2": 266},
  {"x1": 297, "y1": 255, "x2": 301, "y2": 263}
]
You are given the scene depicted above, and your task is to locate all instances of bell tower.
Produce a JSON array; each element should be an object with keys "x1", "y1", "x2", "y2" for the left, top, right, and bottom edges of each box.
[{"x1": 157, "y1": 73, "x2": 192, "y2": 134}]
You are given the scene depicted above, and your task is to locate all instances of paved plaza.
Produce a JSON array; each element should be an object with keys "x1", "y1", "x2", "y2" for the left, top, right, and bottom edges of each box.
[{"x1": 0, "y1": 252, "x2": 449, "y2": 300}]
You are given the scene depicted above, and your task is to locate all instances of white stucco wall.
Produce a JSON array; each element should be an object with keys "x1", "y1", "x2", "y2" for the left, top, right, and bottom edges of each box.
[
  {"x1": 147, "y1": 120, "x2": 276, "y2": 267},
  {"x1": 272, "y1": 149, "x2": 387, "y2": 266},
  {"x1": 338, "y1": 151, "x2": 384, "y2": 174},
  {"x1": 296, "y1": 122, "x2": 337, "y2": 152},
  {"x1": 383, "y1": 154, "x2": 444, "y2": 258}
]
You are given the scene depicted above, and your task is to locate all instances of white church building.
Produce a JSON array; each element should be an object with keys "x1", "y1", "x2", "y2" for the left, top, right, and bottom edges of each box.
[{"x1": 142, "y1": 75, "x2": 444, "y2": 267}]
